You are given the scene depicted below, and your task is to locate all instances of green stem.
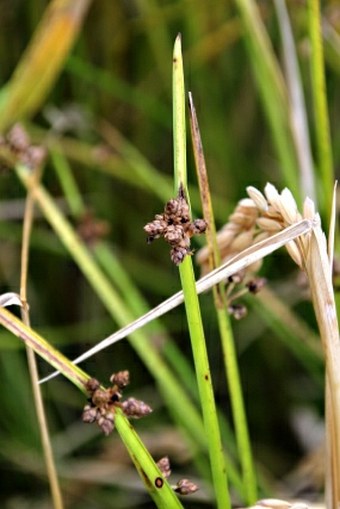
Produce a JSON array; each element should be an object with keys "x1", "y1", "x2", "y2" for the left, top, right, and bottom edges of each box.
[
  {"x1": 173, "y1": 35, "x2": 231, "y2": 509},
  {"x1": 217, "y1": 309, "x2": 257, "y2": 503},
  {"x1": 50, "y1": 145, "x2": 85, "y2": 217},
  {"x1": 188, "y1": 93, "x2": 257, "y2": 504},
  {"x1": 307, "y1": 0, "x2": 334, "y2": 224}
]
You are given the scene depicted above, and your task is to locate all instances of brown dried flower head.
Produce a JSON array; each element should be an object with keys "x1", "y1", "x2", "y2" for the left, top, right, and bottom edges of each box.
[
  {"x1": 82, "y1": 371, "x2": 152, "y2": 435},
  {"x1": 121, "y1": 397, "x2": 153, "y2": 418},
  {"x1": 156, "y1": 456, "x2": 172, "y2": 479},
  {"x1": 110, "y1": 370, "x2": 130, "y2": 389},
  {"x1": 85, "y1": 377, "x2": 101, "y2": 393},
  {"x1": 174, "y1": 478, "x2": 199, "y2": 495},
  {"x1": 77, "y1": 209, "x2": 110, "y2": 246},
  {"x1": 97, "y1": 410, "x2": 115, "y2": 436},
  {"x1": 246, "y1": 277, "x2": 267, "y2": 294},
  {"x1": 2, "y1": 124, "x2": 46, "y2": 169},
  {"x1": 154, "y1": 456, "x2": 198, "y2": 496},
  {"x1": 82, "y1": 404, "x2": 98, "y2": 423},
  {"x1": 144, "y1": 185, "x2": 207, "y2": 265},
  {"x1": 228, "y1": 303, "x2": 248, "y2": 320}
]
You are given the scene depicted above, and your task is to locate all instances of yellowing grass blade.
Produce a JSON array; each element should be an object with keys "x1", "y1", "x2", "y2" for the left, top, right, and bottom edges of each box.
[{"x1": 0, "y1": 0, "x2": 92, "y2": 131}]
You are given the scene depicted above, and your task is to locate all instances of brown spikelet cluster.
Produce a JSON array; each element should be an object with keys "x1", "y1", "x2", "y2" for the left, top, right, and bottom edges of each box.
[
  {"x1": 156, "y1": 456, "x2": 198, "y2": 496},
  {"x1": 82, "y1": 371, "x2": 152, "y2": 436},
  {"x1": 144, "y1": 185, "x2": 207, "y2": 265},
  {"x1": 225, "y1": 276, "x2": 267, "y2": 320},
  {"x1": 76, "y1": 209, "x2": 111, "y2": 246},
  {"x1": 0, "y1": 124, "x2": 46, "y2": 170}
]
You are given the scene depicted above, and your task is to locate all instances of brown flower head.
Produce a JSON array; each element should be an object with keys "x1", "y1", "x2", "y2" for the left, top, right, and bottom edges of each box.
[
  {"x1": 144, "y1": 185, "x2": 207, "y2": 265},
  {"x1": 157, "y1": 456, "x2": 172, "y2": 479},
  {"x1": 174, "y1": 478, "x2": 199, "y2": 495},
  {"x1": 82, "y1": 371, "x2": 152, "y2": 435},
  {"x1": 2, "y1": 124, "x2": 46, "y2": 169},
  {"x1": 121, "y1": 397, "x2": 153, "y2": 418}
]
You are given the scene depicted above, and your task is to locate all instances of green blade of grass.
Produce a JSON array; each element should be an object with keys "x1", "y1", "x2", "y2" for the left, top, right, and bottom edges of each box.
[
  {"x1": 307, "y1": 0, "x2": 334, "y2": 224},
  {"x1": 173, "y1": 34, "x2": 231, "y2": 509},
  {"x1": 234, "y1": 0, "x2": 300, "y2": 200},
  {"x1": 188, "y1": 92, "x2": 257, "y2": 504}
]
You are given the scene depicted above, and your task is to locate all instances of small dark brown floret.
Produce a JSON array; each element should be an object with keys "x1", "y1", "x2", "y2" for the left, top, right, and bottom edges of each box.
[
  {"x1": 170, "y1": 246, "x2": 189, "y2": 265},
  {"x1": 228, "y1": 303, "x2": 247, "y2": 320},
  {"x1": 246, "y1": 277, "x2": 267, "y2": 294},
  {"x1": 82, "y1": 404, "x2": 98, "y2": 423},
  {"x1": 85, "y1": 378, "x2": 101, "y2": 394},
  {"x1": 189, "y1": 219, "x2": 207, "y2": 236},
  {"x1": 157, "y1": 456, "x2": 171, "y2": 479},
  {"x1": 92, "y1": 388, "x2": 111, "y2": 406},
  {"x1": 110, "y1": 370, "x2": 130, "y2": 389},
  {"x1": 164, "y1": 224, "x2": 185, "y2": 245},
  {"x1": 97, "y1": 411, "x2": 115, "y2": 436},
  {"x1": 144, "y1": 217, "x2": 167, "y2": 241},
  {"x1": 121, "y1": 397, "x2": 153, "y2": 418},
  {"x1": 174, "y1": 478, "x2": 198, "y2": 495}
]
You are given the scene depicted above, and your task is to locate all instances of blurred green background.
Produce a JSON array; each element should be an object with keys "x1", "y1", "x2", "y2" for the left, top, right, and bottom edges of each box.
[{"x1": 0, "y1": 1, "x2": 338, "y2": 507}]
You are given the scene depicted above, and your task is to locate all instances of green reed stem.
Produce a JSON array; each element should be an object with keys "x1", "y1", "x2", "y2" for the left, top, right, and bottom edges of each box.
[
  {"x1": 307, "y1": 0, "x2": 334, "y2": 224},
  {"x1": 188, "y1": 92, "x2": 257, "y2": 504},
  {"x1": 173, "y1": 34, "x2": 231, "y2": 509}
]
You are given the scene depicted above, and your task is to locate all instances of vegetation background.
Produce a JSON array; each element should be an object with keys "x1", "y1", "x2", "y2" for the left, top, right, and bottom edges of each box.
[{"x1": 0, "y1": 0, "x2": 338, "y2": 507}]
